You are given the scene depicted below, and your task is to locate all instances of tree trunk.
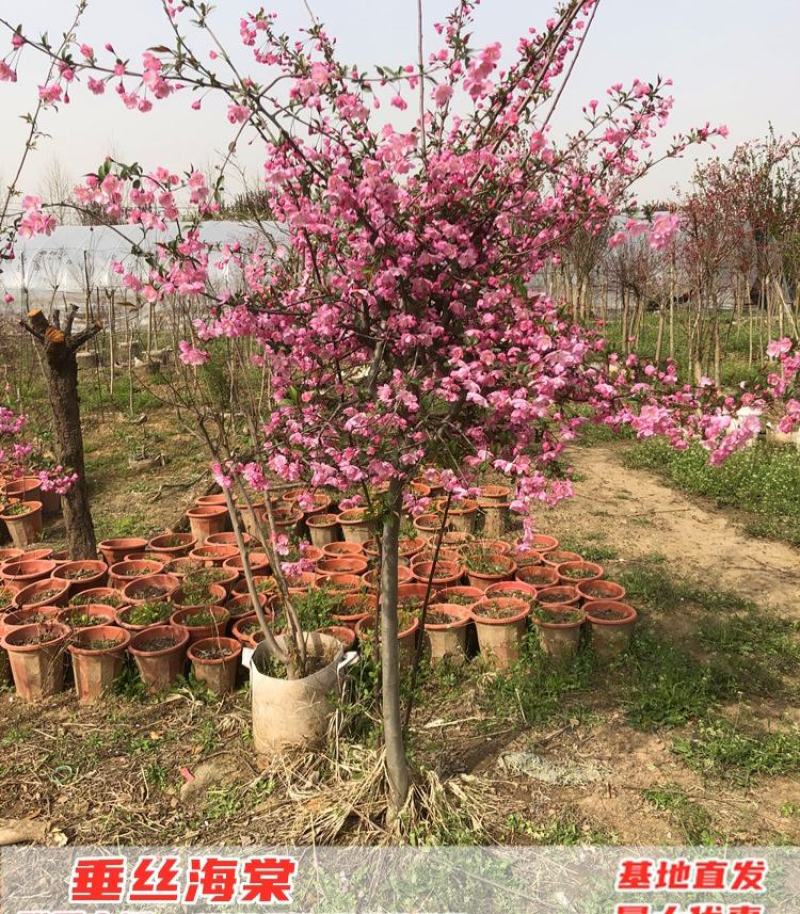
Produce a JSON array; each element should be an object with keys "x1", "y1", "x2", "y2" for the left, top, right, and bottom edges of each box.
[
  {"x1": 380, "y1": 484, "x2": 410, "y2": 811},
  {"x1": 22, "y1": 308, "x2": 99, "y2": 558}
]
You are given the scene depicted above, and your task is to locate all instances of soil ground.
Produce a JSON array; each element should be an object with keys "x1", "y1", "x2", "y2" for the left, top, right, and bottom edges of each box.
[{"x1": 2, "y1": 401, "x2": 800, "y2": 847}]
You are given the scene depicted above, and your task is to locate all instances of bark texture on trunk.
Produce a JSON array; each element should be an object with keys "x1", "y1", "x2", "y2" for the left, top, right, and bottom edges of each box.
[
  {"x1": 22, "y1": 308, "x2": 100, "y2": 558},
  {"x1": 380, "y1": 485, "x2": 410, "y2": 810}
]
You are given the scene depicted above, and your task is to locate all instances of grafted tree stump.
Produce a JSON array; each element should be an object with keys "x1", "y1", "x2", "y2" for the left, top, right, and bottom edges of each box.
[{"x1": 20, "y1": 307, "x2": 101, "y2": 558}]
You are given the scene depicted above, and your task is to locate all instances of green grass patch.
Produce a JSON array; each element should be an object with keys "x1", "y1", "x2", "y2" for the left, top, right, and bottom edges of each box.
[
  {"x1": 623, "y1": 439, "x2": 800, "y2": 546},
  {"x1": 641, "y1": 784, "x2": 719, "y2": 844},
  {"x1": 673, "y1": 718, "x2": 800, "y2": 784}
]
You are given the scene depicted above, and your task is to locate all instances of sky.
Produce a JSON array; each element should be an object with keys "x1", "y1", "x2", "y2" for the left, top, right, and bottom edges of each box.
[{"x1": 1, "y1": 0, "x2": 798, "y2": 205}]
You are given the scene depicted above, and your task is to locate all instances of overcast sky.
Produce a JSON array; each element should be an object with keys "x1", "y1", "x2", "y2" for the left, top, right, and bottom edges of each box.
[{"x1": 1, "y1": 0, "x2": 798, "y2": 204}]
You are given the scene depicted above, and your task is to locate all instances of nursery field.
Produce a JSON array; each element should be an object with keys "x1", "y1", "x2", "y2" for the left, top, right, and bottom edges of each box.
[{"x1": 2, "y1": 383, "x2": 800, "y2": 847}]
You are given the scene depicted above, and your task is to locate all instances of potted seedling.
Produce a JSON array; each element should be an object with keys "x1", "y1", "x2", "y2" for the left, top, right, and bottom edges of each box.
[
  {"x1": 116, "y1": 600, "x2": 174, "y2": 633},
  {"x1": 68, "y1": 625, "x2": 131, "y2": 703},
  {"x1": 462, "y1": 546, "x2": 516, "y2": 591},
  {"x1": 188, "y1": 636, "x2": 242, "y2": 695},
  {"x1": 0, "y1": 501, "x2": 44, "y2": 548},
  {"x1": 1, "y1": 622, "x2": 70, "y2": 700},
  {"x1": 533, "y1": 605, "x2": 586, "y2": 661},
  {"x1": 128, "y1": 624, "x2": 190, "y2": 691},
  {"x1": 470, "y1": 596, "x2": 530, "y2": 668},
  {"x1": 422, "y1": 604, "x2": 470, "y2": 664},
  {"x1": 584, "y1": 600, "x2": 638, "y2": 660}
]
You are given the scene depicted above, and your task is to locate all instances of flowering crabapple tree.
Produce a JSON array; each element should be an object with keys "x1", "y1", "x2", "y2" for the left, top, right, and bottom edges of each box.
[{"x1": 1, "y1": 0, "x2": 751, "y2": 806}]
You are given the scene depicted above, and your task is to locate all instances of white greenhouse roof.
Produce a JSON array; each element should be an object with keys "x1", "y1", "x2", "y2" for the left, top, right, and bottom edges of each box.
[{"x1": 0, "y1": 220, "x2": 284, "y2": 298}]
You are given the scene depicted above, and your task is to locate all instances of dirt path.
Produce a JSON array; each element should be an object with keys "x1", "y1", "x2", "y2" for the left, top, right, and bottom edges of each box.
[{"x1": 545, "y1": 444, "x2": 800, "y2": 614}]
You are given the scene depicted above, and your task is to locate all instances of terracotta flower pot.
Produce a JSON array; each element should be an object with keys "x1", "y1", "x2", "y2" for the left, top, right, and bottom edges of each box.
[
  {"x1": 337, "y1": 508, "x2": 373, "y2": 545},
  {"x1": 68, "y1": 587, "x2": 127, "y2": 609},
  {"x1": 316, "y1": 556, "x2": 369, "y2": 577},
  {"x1": 231, "y1": 612, "x2": 275, "y2": 650},
  {"x1": 3, "y1": 477, "x2": 42, "y2": 502},
  {"x1": 477, "y1": 485, "x2": 511, "y2": 505},
  {"x1": 170, "y1": 605, "x2": 230, "y2": 644},
  {"x1": 2, "y1": 622, "x2": 70, "y2": 700},
  {"x1": 322, "y1": 541, "x2": 364, "y2": 558},
  {"x1": 0, "y1": 547, "x2": 23, "y2": 564},
  {"x1": 172, "y1": 581, "x2": 228, "y2": 611},
  {"x1": 57, "y1": 604, "x2": 117, "y2": 629},
  {"x1": 320, "y1": 573, "x2": 368, "y2": 593},
  {"x1": 226, "y1": 593, "x2": 269, "y2": 631},
  {"x1": 1, "y1": 501, "x2": 43, "y2": 548},
  {"x1": 286, "y1": 571, "x2": 319, "y2": 594},
  {"x1": 480, "y1": 502, "x2": 510, "y2": 538},
  {"x1": 510, "y1": 548, "x2": 544, "y2": 570},
  {"x1": 186, "y1": 505, "x2": 228, "y2": 546},
  {"x1": 123, "y1": 551, "x2": 171, "y2": 564},
  {"x1": 355, "y1": 613, "x2": 419, "y2": 668},
  {"x1": 189, "y1": 543, "x2": 239, "y2": 567},
  {"x1": 516, "y1": 564, "x2": 559, "y2": 589},
  {"x1": 232, "y1": 575, "x2": 277, "y2": 600},
  {"x1": 13, "y1": 578, "x2": 70, "y2": 609},
  {"x1": 361, "y1": 564, "x2": 413, "y2": 590},
  {"x1": 196, "y1": 493, "x2": 229, "y2": 508},
  {"x1": 161, "y1": 557, "x2": 203, "y2": 580},
  {"x1": 542, "y1": 549, "x2": 582, "y2": 568},
  {"x1": 467, "y1": 538, "x2": 512, "y2": 555},
  {"x1": 423, "y1": 604, "x2": 470, "y2": 663},
  {"x1": 412, "y1": 560, "x2": 464, "y2": 588},
  {"x1": 576, "y1": 579, "x2": 626, "y2": 603},
  {"x1": 331, "y1": 592, "x2": 376, "y2": 630},
  {"x1": 533, "y1": 605, "x2": 586, "y2": 661},
  {"x1": 3, "y1": 605, "x2": 61, "y2": 630},
  {"x1": 315, "y1": 624, "x2": 357, "y2": 650},
  {"x1": 536, "y1": 585, "x2": 580, "y2": 608},
  {"x1": 148, "y1": 532, "x2": 197, "y2": 557},
  {"x1": 121, "y1": 574, "x2": 180, "y2": 605},
  {"x1": 436, "y1": 498, "x2": 478, "y2": 535},
  {"x1": 271, "y1": 506, "x2": 303, "y2": 536},
  {"x1": 398, "y1": 537, "x2": 427, "y2": 560},
  {"x1": 20, "y1": 547, "x2": 54, "y2": 562},
  {"x1": 435, "y1": 585, "x2": 484, "y2": 608},
  {"x1": 464, "y1": 553, "x2": 517, "y2": 591},
  {"x1": 530, "y1": 534, "x2": 559, "y2": 554},
  {"x1": 583, "y1": 600, "x2": 638, "y2": 660},
  {"x1": 68, "y1": 624, "x2": 130, "y2": 703},
  {"x1": 1, "y1": 558, "x2": 57, "y2": 586},
  {"x1": 188, "y1": 636, "x2": 242, "y2": 695},
  {"x1": 39, "y1": 488, "x2": 62, "y2": 516},
  {"x1": 471, "y1": 597, "x2": 530, "y2": 669},
  {"x1": 409, "y1": 481, "x2": 432, "y2": 499},
  {"x1": 108, "y1": 559, "x2": 164, "y2": 589},
  {"x1": 306, "y1": 513, "x2": 341, "y2": 549},
  {"x1": 410, "y1": 547, "x2": 462, "y2": 567},
  {"x1": 413, "y1": 513, "x2": 444, "y2": 537},
  {"x1": 98, "y1": 538, "x2": 148, "y2": 566},
  {"x1": 56, "y1": 560, "x2": 109, "y2": 594},
  {"x1": 128, "y1": 624, "x2": 190, "y2": 691},
  {"x1": 116, "y1": 601, "x2": 175, "y2": 634},
  {"x1": 223, "y1": 552, "x2": 269, "y2": 579},
  {"x1": 0, "y1": 582, "x2": 20, "y2": 613},
  {"x1": 557, "y1": 560, "x2": 604, "y2": 585},
  {"x1": 484, "y1": 580, "x2": 538, "y2": 601},
  {"x1": 205, "y1": 531, "x2": 253, "y2": 549},
  {"x1": 237, "y1": 501, "x2": 265, "y2": 539}
]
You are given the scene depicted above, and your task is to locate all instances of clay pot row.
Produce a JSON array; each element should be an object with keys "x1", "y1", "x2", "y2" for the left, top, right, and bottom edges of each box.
[{"x1": 0, "y1": 620, "x2": 241, "y2": 703}]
